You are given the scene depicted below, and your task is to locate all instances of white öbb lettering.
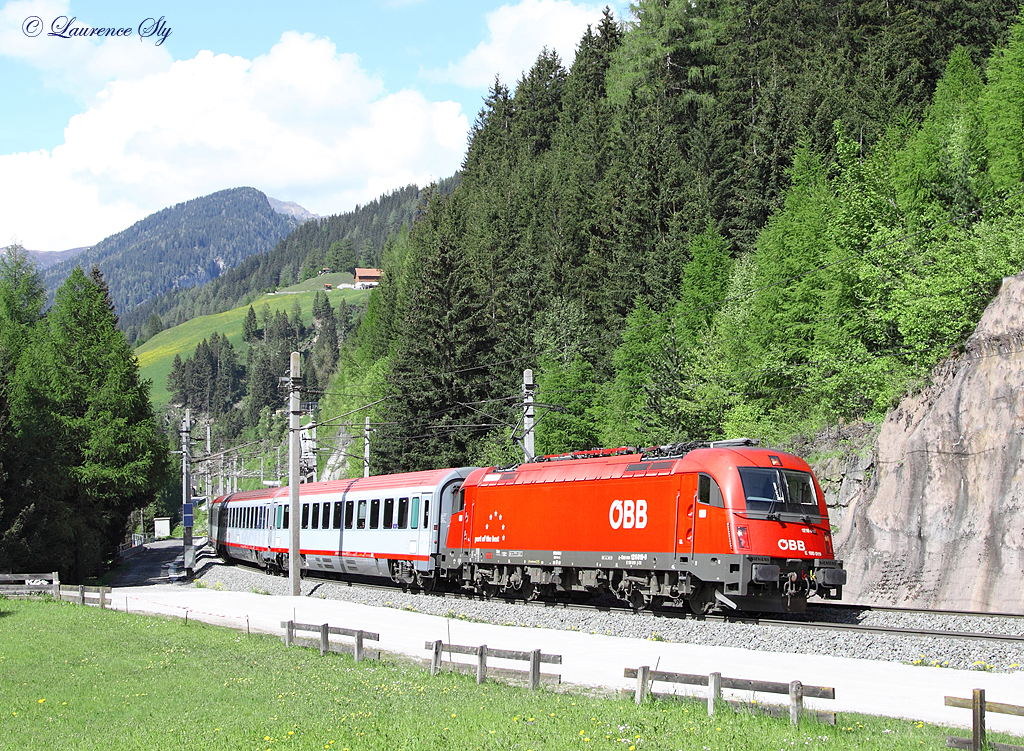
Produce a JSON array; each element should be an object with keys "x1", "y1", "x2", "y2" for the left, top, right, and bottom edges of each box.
[
  {"x1": 778, "y1": 538, "x2": 806, "y2": 552},
  {"x1": 609, "y1": 499, "x2": 647, "y2": 530}
]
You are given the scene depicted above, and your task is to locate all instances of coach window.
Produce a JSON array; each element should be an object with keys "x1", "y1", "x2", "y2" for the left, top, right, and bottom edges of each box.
[
  {"x1": 276, "y1": 506, "x2": 282, "y2": 529},
  {"x1": 333, "y1": 501, "x2": 343, "y2": 529},
  {"x1": 383, "y1": 498, "x2": 395, "y2": 529},
  {"x1": 697, "y1": 473, "x2": 725, "y2": 508},
  {"x1": 357, "y1": 500, "x2": 367, "y2": 529},
  {"x1": 423, "y1": 498, "x2": 430, "y2": 528},
  {"x1": 369, "y1": 499, "x2": 380, "y2": 529},
  {"x1": 410, "y1": 497, "x2": 419, "y2": 529},
  {"x1": 311, "y1": 502, "x2": 320, "y2": 530},
  {"x1": 301, "y1": 503, "x2": 310, "y2": 529},
  {"x1": 344, "y1": 501, "x2": 354, "y2": 530},
  {"x1": 283, "y1": 506, "x2": 289, "y2": 529},
  {"x1": 397, "y1": 498, "x2": 409, "y2": 529}
]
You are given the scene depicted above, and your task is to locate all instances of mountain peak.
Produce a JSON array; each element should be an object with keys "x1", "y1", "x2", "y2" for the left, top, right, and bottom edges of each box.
[{"x1": 267, "y1": 197, "x2": 319, "y2": 223}]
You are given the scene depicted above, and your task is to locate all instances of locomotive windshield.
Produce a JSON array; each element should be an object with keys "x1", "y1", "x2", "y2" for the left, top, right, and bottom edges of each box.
[{"x1": 738, "y1": 467, "x2": 820, "y2": 518}]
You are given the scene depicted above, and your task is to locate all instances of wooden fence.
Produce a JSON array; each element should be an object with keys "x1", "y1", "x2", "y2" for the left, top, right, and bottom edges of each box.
[
  {"x1": 625, "y1": 666, "x2": 835, "y2": 726},
  {"x1": 425, "y1": 640, "x2": 561, "y2": 690},
  {"x1": 945, "y1": 690, "x2": 1024, "y2": 751},
  {"x1": 0, "y1": 572, "x2": 60, "y2": 598},
  {"x1": 280, "y1": 620, "x2": 379, "y2": 662}
]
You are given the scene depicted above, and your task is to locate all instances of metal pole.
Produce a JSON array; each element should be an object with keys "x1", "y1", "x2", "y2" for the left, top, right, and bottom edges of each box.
[
  {"x1": 289, "y1": 352, "x2": 302, "y2": 596},
  {"x1": 181, "y1": 409, "x2": 193, "y2": 572},
  {"x1": 364, "y1": 416, "x2": 370, "y2": 477},
  {"x1": 523, "y1": 369, "x2": 535, "y2": 462}
]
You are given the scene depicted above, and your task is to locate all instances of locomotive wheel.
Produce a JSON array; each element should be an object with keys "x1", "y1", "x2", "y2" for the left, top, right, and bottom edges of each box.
[
  {"x1": 687, "y1": 584, "x2": 717, "y2": 615},
  {"x1": 627, "y1": 588, "x2": 646, "y2": 612},
  {"x1": 520, "y1": 581, "x2": 537, "y2": 601}
]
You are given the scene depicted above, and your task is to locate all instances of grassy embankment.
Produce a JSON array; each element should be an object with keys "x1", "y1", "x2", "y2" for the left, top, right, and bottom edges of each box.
[
  {"x1": 134, "y1": 273, "x2": 368, "y2": 409},
  {"x1": 2, "y1": 597, "x2": 1011, "y2": 751}
]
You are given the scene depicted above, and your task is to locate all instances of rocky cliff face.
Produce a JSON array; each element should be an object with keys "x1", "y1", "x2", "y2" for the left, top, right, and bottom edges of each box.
[{"x1": 831, "y1": 273, "x2": 1024, "y2": 612}]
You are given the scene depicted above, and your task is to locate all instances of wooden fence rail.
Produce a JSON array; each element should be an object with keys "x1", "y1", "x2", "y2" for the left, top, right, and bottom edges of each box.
[
  {"x1": 625, "y1": 666, "x2": 835, "y2": 726},
  {"x1": 0, "y1": 572, "x2": 60, "y2": 599},
  {"x1": 57, "y1": 584, "x2": 111, "y2": 608},
  {"x1": 425, "y1": 640, "x2": 561, "y2": 690},
  {"x1": 280, "y1": 620, "x2": 379, "y2": 662},
  {"x1": 945, "y1": 690, "x2": 1024, "y2": 751}
]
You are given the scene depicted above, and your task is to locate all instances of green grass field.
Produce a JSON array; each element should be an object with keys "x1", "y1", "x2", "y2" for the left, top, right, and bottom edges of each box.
[
  {"x1": 134, "y1": 274, "x2": 368, "y2": 408},
  {"x1": 2, "y1": 597, "x2": 1012, "y2": 750}
]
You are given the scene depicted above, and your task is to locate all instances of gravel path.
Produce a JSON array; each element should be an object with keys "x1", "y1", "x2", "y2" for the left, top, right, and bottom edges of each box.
[{"x1": 191, "y1": 551, "x2": 1024, "y2": 673}]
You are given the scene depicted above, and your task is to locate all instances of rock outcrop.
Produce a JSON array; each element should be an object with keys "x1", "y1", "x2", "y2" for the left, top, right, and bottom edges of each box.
[{"x1": 834, "y1": 273, "x2": 1024, "y2": 612}]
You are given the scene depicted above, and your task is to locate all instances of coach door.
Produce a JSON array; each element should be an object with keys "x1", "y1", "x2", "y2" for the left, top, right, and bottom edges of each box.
[{"x1": 675, "y1": 473, "x2": 699, "y2": 561}]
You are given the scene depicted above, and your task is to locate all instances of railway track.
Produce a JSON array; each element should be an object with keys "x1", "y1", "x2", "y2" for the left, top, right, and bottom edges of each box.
[{"x1": 296, "y1": 569, "x2": 1024, "y2": 645}]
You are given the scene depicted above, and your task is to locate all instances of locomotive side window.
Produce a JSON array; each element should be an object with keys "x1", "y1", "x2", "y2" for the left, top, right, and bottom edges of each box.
[
  {"x1": 344, "y1": 501, "x2": 354, "y2": 529},
  {"x1": 698, "y1": 474, "x2": 725, "y2": 507},
  {"x1": 369, "y1": 499, "x2": 380, "y2": 529},
  {"x1": 410, "y1": 497, "x2": 419, "y2": 529},
  {"x1": 397, "y1": 498, "x2": 408, "y2": 529},
  {"x1": 311, "y1": 502, "x2": 320, "y2": 530},
  {"x1": 301, "y1": 503, "x2": 310, "y2": 529},
  {"x1": 333, "y1": 502, "x2": 343, "y2": 529},
  {"x1": 383, "y1": 498, "x2": 395, "y2": 529},
  {"x1": 357, "y1": 500, "x2": 366, "y2": 529}
]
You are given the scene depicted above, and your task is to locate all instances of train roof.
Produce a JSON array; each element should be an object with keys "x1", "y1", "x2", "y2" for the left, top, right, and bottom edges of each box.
[
  {"x1": 211, "y1": 467, "x2": 474, "y2": 504},
  {"x1": 466, "y1": 445, "x2": 814, "y2": 488}
]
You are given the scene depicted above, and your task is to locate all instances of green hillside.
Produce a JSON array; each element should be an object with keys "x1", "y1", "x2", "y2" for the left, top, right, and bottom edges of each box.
[{"x1": 136, "y1": 273, "x2": 368, "y2": 408}]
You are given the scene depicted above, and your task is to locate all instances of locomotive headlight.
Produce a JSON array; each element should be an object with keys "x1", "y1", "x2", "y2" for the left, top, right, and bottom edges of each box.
[{"x1": 736, "y1": 525, "x2": 750, "y2": 550}]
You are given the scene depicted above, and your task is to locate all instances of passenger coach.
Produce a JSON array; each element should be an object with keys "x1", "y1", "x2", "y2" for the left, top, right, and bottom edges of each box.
[{"x1": 209, "y1": 468, "x2": 474, "y2": 588}]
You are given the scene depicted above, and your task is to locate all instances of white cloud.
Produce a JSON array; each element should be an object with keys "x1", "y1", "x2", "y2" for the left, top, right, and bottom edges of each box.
[
  {"x1": 0, "y1": 0, "x2": 172, "y2": 101},
  {"x1": 0, "y1": 29, "x2": 469, "y2": 251},
  {"x1": 422, "y1": 0, "x2": 609, "y2": 88}
]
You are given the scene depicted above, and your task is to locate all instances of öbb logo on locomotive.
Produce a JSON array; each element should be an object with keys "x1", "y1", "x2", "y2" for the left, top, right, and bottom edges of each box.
[
  {"x1": 608, "y1": 499, "x2": 648, "y2": 529},
  {"x1": 209, "y1": 440, "x2": 847, "y2": 614}
]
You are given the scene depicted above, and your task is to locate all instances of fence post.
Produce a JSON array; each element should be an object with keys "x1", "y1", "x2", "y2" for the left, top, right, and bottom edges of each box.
[
  {"x1": 354, "y1": 631, "x2": 364, "y2": 663},
  {"x1": 78, "y1": 584, "x2": 85, "y2": 605},
  {"x1": 476, "y1": 645, "x2": 487, "y2": 685},
  {"x1": 789, "y1": 680, "x2": 803, "y2": 726},
  {"x1": 635, "y1": 666, "x2": 650, "y2": 705},
  {"x1": 431, "y1": 640, "x2": 443, "y2": 676},
  {"x1": 708, "y1": 672, "x2": 722, "y2": 717},
  {"x1": 319, "y1": 624, "x2": 329, "y2": 656},
  {"x1": 285, "y1": 621, "x2": 294, "y2": 647},
  {"x1": 99, "y1": 588, "x2": 106, "y2": 609},
  {"x1": 972, "y1": 688, "x2": 986, "y2": 751},
  {"x1": 529, "y1": 649, "x2": 541, "y2": 691},
  {"x1": 52, "y1": 572, "x2": 59, "y2": 599}
]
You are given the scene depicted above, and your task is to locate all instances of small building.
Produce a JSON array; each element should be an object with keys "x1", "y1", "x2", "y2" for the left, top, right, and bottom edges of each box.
[
  {"x1": 324, "y1": 283, "x2": 332, "y2": 290},
  {"x1": 354, "y1": 268, "x2": 382, "y2": 288}
]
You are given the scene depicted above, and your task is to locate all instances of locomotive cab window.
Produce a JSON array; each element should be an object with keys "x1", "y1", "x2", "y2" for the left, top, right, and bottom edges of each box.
[
  {"x1": 697, "y1": 474, "x2": 725, "y2": 508},
  {"x1": 738, "y1": 467, "x2": 820, "y2": 518}
]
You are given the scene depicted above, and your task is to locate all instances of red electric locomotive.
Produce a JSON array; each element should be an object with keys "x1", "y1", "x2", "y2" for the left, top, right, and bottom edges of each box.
[
  {"x1": 441, "y1": 439, "x2": 846, "y2": 613},
  {"x1": 208, "y1": 439, "x2": 845, "y2": 613}
]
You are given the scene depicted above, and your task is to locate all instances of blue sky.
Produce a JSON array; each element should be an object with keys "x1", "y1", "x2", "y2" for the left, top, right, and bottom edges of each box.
[{"x1": 0, "y1": 0, "x2": 628, "y2": 252}]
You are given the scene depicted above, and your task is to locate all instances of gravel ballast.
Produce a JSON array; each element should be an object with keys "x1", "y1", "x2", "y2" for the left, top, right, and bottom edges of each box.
[{"x1": 190, "y1": 550, "x2": 1024, "y2": 674}]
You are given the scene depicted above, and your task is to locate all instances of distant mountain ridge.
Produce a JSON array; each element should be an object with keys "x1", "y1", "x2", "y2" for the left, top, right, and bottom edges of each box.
[
  {"x1": 41, "y1": 187, "x2": 305, "y2": 314},
  {"x1": 118, "y1": 176, "x2": 460, "y2": 342},
  {"x1": 26, "y1": 246, "x2": 89, "y2": 269}
]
